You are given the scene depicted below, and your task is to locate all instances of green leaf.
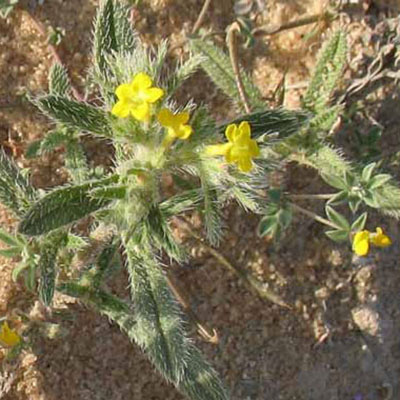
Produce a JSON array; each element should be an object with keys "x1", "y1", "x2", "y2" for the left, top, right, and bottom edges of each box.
[
  {"x1": 189, "y1": 38, "x2": 263, "y2": 110},
  {"x1": 0, "y1": 227, "x2": 19, "y2": 247},
  {"x1": 38, "y1": 231, "x2": 67, "y2": 306},
  {"x1": 219, "y1": 108, "x2": 311, "y2": 141},
  {"x1": 0, "y1": 0, "x2": 18, "y2": 18},
  {"x1": 321, "y1": 172, "x2": 347, "y2": 190},
  {"x1": 327, "y1": 190, "x2": 347, "y2": 205},
  {"x1": 351, "y1": 212, "x2": 367, "y2": 232},
  {"x1": 90, "y1": 185, "x2": 127, "y2": 200},
  {"x1": 348, "y1": 198, "x2": 362, "y2": 214},
  {"x1": 65, "y1": 139, "x2": 89, "y2": 183},
  {"x1": 35, "y1": 95, "x2": 113, "y2": 138},
  {"x1": 258, "y1": 216, "x2": 276, "y2": 237},
  {"x1": 113, "y1": 1, "x2": 137, "y2": 53},
  {"x1": 0, "y1": 150, "x2": 36, "y2": 217},
  {"x1": 361, "y1": 162, "x2": 376, "y2": 182},
  {"x1": 278, "y1": 208, "x2": 292, "y2": 230},
  {"x1": 49, "y1": 63, "x2": 71, "y2": 97},
  {"x1": 146, "y1": 206, "x2": 185, "y2": 262},
  {"x1": 0, "y1": 246, "x2": 22, "y2": 258},
  {"x1": 325, "y1": 229, "x2": 349, "y2": 242},
  {"x1": 363, "y1": 194, "x2": 380, "y2": 208},
  {"x1": 303, "y1": 30, "x2": 347, "y2": 113},
  {"x1": 368, "y1": 174, "x2": 392, "y2": 190},
  {"x1": 19, "y1": 175, "x2": 119, "y2": 236},
  {"x1": 12, "y1": 262, "x2": 29, "y2": 283},
  {"x1": 160, "y1": 189, "x2": 203, "y2": 218},
  {"x1": 94, "y1": 0, "x2": 118, "y2": 81},
  {"x1": 344, "y1": 171, "x2": 355, "y2": 187},
  {"x1": 126, "y1": 248, "x2": 228, "y2": 400},
  {"x1": 325, "y1": 206, "x2": 350, "y2": 231}
]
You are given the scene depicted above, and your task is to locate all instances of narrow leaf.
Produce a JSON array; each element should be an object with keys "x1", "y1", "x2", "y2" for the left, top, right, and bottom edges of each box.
[
  {"x1": 325, "y1": 229, "x2": 349, "y2": 242},
  {"x1": 38, "y1": 231, "x2": 67, "y2": 306},
  {"x1": 368, "y1": 174, "x2": 392, "y2": 190},
  {"x1": 0, "y1": 150, "x2": 36, "y2": 217},
  {"x1": 35, "y1": 95, "x2": 113, "y2": 138},
  {"x1": 351, "y1": 212, "x2": 368, "y2": 232},
  {"x1": 49, "y1": 63, "x2": 71, "y2": 97},
  {"x1": 325, "y1": 206, "x2": 350, "y2": 230},
  {"x1": 0, "y1": 227, "x2": 19, "y2": 247},
  {"x1": 19, "y1": 175, "x2": 119, "y2": 236},
  {"x1": 189, "y1": 38, "x2": 263, "y2": 110},
  {"x1": 361, "y1": 162, "x2": 376, "y2": 182},
  {"x1": 0, "y1": 247, "x2": 22, "y2": 258}
]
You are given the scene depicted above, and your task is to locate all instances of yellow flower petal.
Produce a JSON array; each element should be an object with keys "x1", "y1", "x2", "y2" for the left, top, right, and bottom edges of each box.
[
  {"x1": 238, "y1": 157, "x2": 253, "y2": 173},
  {"x1": 249, "y1": 139, "x2": 260, "y2": 157},
  {"x1": 144, "y1": 87, "x2": 164, "y2": 103},
  {"x1": 225, "y1": 124, "x2": 237, "y2": 143},
  {"x1": 238, "y1": 121, "x2": 251, "y2": 139},
  {"x1": 371, "y1": 227, "x2": 392, "y2": 248},
  {"x1": 115, "y1": 83, "x2": 133, "y2": 100},
  {"x1": 131, "y1": 102, "x2": 150, "y2": 121},
  {"x1": 112, "y1": 73, "x2": 164, "y2": 121},
  {"x1": 111, "y1": 100, "x2": 131, "y2": 118},
  {"x1": 205, "y1": 143, "x2": 232, "y2": 156},
  {"x1": 0, "y1": 322, "x2": 21, "y2": 348},
  {"x1": 175, "y1": 111, "x2": 190, "y2": 125},
  {"x1": 352, "y1": 230, "x2": 370, "y2": 256},
  {"x1": 132, "y1": 72, "x2": 152, "y2": 90},
  {"x1": 157, "y1": 108, "x2": 174, "y2": 126},
  {"x1": 177, "y1": 125, "x2": 193, "y2": 139}
]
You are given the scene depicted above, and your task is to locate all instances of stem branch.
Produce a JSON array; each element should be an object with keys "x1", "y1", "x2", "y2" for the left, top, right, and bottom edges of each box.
[
  {"x1": 290, "y1": 203, "x2": 340, "y2": 230},
  {"x1": 226, "y1": 22, "x2": 251, "y2": 114},
  {"x1": 175, "y1": 217, "x2": 291, "y2": 309}
]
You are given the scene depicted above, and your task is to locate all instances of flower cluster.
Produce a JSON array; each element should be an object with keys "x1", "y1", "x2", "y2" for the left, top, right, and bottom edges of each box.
[
  {"x1": 111, "y1": 73, "x2": 260, "y2": 172},
  {"x1": 0, "y1": 321, "x2": 21, "y2": 348},
  {"x1": 352, "y1": 227, "x2": 392, "y2": 256}
]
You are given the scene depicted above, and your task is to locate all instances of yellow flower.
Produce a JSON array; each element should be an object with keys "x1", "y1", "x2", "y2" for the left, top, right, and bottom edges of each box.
[
  {"x1": 352, "y1": 230, "x2": 370, "y2": 256},
  {"x1": 0, "y1": 321, "x2": 21, "y2": 348},
  {"x1": 205, "y1": 121, "x2": 260, "y2": 173},
  {"x1": 352, "y1": 227, "x2": 392, "y2": 256},
  {"x1": 157, "y1": 108, "x2": 193, "y2": 144},
  {"x1": 111, "y1": 73, "x2": 164, "y2": 121},
  {"x1": 370, "y1": 227, "x2": 392, "y2": 248}
]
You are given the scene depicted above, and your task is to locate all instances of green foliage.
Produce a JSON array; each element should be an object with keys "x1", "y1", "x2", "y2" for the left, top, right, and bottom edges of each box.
[
  {"x1": 303, "y1": 30, "x2": 347, "y2": 114},
  {"x1": 38, "y1": 231, "x2": 67, "y2": 306},
  {"x1": 0, "y1": 0, "x2": 17, "y2": 18},
  {"x1": 0, "y1": 150, "x2": 36, "y2": 217},
  {"x1": 35, "y1": 95, "x2": 113, "y2": 138},
  {"x1": 3, "y1": 7, "x2": 400, "y2": 400},
  {"x1": 94, "y1": 0, "x2": 118, "y2": 82},
  {"x1": 258, "y1": 190, "x2": 292, "y2": 241},
  {"x1": 19, "y1": 175, "x2": 118, "y2": 236},
  {"x1": 126, "y1": 245, "x2": 228, "y2": 400},
  {"x1": 220, "y1": 108, "x2": 311, "y2": 141},
  {"x1": 189, "y1": 38, "x2": 263, "y2": 111},
  {"x1": 49, "y1": 63, "x2": 71, "y2": 97}
]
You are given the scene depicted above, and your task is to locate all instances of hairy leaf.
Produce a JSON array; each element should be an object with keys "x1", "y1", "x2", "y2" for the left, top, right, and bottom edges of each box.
[
  {"x1": 0, "y1": 150, "x2": 36, "y2": 217},
  {"x1": 35, "y1": 95, "x2": 113, "y2": 138},
  {"x1": 189, "y1": 38, "x2": 263, "y2": 110},
  {"x1": 49, "y1": 63, "x2": 71, "y2": 97},
  {"x1": 19, "y1": 175, "x2": 119, "y2": 236}
]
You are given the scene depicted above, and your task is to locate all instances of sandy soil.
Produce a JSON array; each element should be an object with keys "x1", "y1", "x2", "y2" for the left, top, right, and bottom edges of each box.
[{"x1": 0, "y1": 1, "x2": 400, "y2": 399}]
